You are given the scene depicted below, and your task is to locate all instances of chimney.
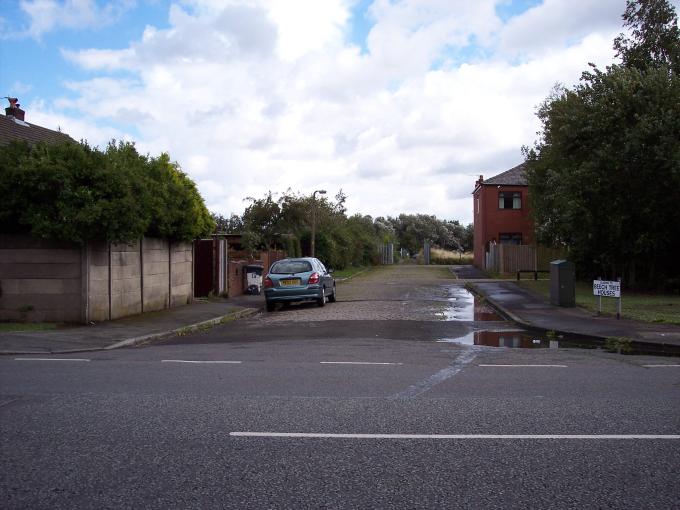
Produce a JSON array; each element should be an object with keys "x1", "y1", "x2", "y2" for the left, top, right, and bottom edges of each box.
[
  {"x1": 5, "y1": 97, "x2": 25, "y2": 121},
  {"x1": 476, "y1": 174, "x2": 484, "y2": 187}
]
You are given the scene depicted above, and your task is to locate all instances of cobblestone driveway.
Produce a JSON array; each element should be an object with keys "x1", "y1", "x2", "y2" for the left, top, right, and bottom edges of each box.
[{"x1": 257, "y1": 265, "x2": 491, "y2": 323}]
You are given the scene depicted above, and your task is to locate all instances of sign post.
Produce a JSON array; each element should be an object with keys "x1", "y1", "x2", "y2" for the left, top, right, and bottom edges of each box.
[{"x1": 593, "y1": 278, "x2": 622, "y2": 319}]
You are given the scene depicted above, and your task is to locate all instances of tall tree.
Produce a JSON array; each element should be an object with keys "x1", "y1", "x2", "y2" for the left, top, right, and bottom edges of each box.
[
  {"x1": 525, "y1": 0, "x2": 680, "y2": 289},
  {"x1": 241, "y1": 192, "x2": 282, "y2": 249},
  {"x1": 211, "y1": 213, "x2": 244, "y2": 233},
  {"x1": 614, "y1": 0, "x2": 680, "y2": 72}
]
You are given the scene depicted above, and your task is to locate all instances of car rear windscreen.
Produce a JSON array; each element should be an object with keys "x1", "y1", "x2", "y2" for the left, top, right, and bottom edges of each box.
[{"x1": 270, "y1": 261, "x2": 313, "y2": 274}]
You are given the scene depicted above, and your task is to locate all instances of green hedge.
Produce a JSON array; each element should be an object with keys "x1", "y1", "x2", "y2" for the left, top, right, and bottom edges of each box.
[{"x1": 0, "y1": 140, "x2": 214, "y2": 243}]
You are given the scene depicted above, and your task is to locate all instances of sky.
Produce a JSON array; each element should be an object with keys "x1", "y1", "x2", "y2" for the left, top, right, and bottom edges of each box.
[{"x1": 2, "y1": 0, "x2": 677, "y2": 225}]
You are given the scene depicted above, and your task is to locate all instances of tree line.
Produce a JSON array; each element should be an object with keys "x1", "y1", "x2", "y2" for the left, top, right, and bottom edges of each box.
[
  {"x1": 0, "y1": 138, "x2": 471, "y2": 267},
  {"x1": 524, "y1": 0, "x2": 680, "y2": 290},
  {"x1": 212, "y1": 190, "x2": 472, "y2": 270}
]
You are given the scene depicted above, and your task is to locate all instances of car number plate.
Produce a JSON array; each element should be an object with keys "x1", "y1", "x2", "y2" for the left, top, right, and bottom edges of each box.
[{"x1": 280, "y1": 278, "x2": 301, "y2": 287}]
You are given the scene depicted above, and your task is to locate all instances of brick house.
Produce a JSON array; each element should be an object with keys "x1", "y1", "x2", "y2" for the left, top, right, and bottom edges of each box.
[{"x1": 472, "y1": 163, "x2": 533, "y2": 269}]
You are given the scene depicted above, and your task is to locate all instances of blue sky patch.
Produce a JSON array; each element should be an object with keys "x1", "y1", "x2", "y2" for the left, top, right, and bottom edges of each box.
[
  {"x1": 348, "y1": 0, "x2": 375, "y2": 54},
  {"x1": 495, "y1": 0, "x2": 543, "y2": 22},
  {"x1": 0, "y1": 1, "x2": 168, "y2": 106}
]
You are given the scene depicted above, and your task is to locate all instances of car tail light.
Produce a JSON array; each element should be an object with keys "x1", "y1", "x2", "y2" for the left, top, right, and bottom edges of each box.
[
  {"x1": 308, "y1": 272, "x2": 320, "y2": 284},
  {"x1": 264, "y1": 276, "x2": 274, "y2": 288}
]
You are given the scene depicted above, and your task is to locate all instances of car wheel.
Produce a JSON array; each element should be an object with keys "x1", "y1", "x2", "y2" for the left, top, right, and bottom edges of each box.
[
  {"x1": 328, "y1": 285, "x2": 336, "y2": 303},
  {"x1": 317, "y1": 287, "x2": 326, "y2": 307},
  {"x1": 266, "y1": 301, "x2": 276, "y2": 312}
]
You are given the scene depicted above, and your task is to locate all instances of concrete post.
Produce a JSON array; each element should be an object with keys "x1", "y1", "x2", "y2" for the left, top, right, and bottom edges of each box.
[
  {"x1": 107, "y1": 242, "x2": 112, "y2": 320},
  {"x1": 80, "y1": 244, "x2": 90, "y2": 324},
  {"x1": 140, "y1": 237, "x2": 144, "y2": 313},
  {"x1": 168, "y1": 240, "x2": 172, "y2": 308}
]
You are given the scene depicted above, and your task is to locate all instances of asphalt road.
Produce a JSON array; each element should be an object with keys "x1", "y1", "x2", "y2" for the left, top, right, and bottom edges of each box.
[{"x1": 2, "y1": 266, "x2": 679, "y2": 509}]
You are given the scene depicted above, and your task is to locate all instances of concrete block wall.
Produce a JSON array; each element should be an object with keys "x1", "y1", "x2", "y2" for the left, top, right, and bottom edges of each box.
[
  {"x1": 110, "y1": 241, "x2": 142, "y2": 320},
  {"x1": 0, "y1": 234, "x2": 83, "y2": 322},
  {"x1": 87, "y1": 241, "x2": 110, "y2": 322},
  {"x1": 142, "y1": 237, "x2": 170, "y2": 312},
  {"x1": 1, "y1": 234, "x2": 194, "y2": 323},
  {"x1": 171, "y1": 242, "x2": 193, "y2": 306}
]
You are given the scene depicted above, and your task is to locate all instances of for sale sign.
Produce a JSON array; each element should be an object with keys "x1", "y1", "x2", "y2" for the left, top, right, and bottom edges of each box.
[{"x1": 593, "y1": 280, "x2": 621, "y2": 297}]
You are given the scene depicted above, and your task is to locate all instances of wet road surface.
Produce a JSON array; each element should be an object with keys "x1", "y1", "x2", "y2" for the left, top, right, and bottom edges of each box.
[{"x1": 2, "y1": 265, "x2": 679, "y2": 509}]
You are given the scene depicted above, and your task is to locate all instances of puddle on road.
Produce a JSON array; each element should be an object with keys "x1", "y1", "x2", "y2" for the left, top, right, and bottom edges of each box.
[
  {"x1": 436, "y1": 287, "x2": 502, "y2": 321},
  {"x1": 438, "y1": 330, "x2": 561, "y2": 349},
  {"x1": 434, "y1": 288, "x2": 680, "y2": 357},
  {"x1": 437, "y1": 330, "x2": 680, "y2": 357}
]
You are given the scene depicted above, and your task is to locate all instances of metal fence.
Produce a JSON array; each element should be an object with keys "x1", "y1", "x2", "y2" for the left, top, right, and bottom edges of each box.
[{"x1": 379, "y1": 243, "x2": 394, "y2": 264}]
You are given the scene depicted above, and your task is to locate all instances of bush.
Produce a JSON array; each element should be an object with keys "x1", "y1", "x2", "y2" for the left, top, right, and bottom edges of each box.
[{"x1": 0, "y1": 140, "x2": 214, "y2": 243}]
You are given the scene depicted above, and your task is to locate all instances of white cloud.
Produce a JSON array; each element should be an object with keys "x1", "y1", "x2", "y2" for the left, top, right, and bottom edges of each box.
[
  {"x1": 16, "y1": 0, "x2": 134, "y2": 38},
  {"x1": 38, "y1": 0, "x2": 627, "y2": 225},
  {"x1": 25, "y1": 98, "x2": 131, "y2": 145},
  {"x1": 499, "y1": 0, "x2": 623, "y2": 56},
  {"x1": 267, "y1": 0, "x2": 349, "y2": 60}
]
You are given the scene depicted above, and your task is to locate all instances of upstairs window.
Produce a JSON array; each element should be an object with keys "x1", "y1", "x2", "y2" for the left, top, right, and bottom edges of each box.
[{"x1": 499, "y1": 191, "x2": 521, "y2": 209}]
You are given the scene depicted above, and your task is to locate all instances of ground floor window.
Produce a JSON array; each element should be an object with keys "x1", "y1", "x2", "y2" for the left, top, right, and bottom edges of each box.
[{"x1": 499, "y1": 233, "x2": 522, "y2": 245}]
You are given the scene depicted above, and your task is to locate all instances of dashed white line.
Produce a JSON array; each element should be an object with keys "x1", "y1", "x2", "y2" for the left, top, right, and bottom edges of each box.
[
  {"x1": 642, "y1": 364, "x2": 680, "y2": 368},
  {"x1": 478, "y1": 364, "x2": 567, "y2": 368},
  {"x1": 320, "y1": 361, "x2": 403, "y2": 365},
  {"x1": 230, "y1": 432, "x2": 680, "y2": 440},
  {"x1": 14, "y1": 358, "x2": 90, "y2": 362},
  {"x1": 161, "y1": 360, "x2": 242, "y2": 364}
]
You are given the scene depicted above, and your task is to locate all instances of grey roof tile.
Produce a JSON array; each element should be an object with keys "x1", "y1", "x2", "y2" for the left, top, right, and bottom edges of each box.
[
  {"x1": 484, "y1": 162, "x2": 527, "y2": 186},
  {"x1": 0, "y1": 114, "x2": 75, "y2": 146}
]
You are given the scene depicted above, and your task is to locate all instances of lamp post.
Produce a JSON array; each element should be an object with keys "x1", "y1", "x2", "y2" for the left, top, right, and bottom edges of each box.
[{"x1": 311, "y1": 189, "x2": 326, "y2": 257}]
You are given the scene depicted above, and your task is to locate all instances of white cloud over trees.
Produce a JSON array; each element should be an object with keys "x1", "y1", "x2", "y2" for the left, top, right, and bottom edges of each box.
[{"x1": 22, "y1": 0, "x2": 652, "y2": 223}]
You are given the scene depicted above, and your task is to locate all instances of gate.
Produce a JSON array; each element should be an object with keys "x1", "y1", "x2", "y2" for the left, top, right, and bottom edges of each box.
[{"x1": 193, "y1": 240, "x2": 214, "y2": 297}]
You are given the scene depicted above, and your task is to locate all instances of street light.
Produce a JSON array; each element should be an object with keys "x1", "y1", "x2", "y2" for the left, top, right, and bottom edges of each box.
[{"x1": 311, "y1": 189, "x2": 326, "y2": 257}]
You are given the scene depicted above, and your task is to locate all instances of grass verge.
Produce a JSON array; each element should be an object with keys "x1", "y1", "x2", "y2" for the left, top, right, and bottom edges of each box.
[
  {"x1": 517, "y1": 280, "x2": 680, "y2": 325},
  {"x1": 427, "y1": 248, "x2": 474, "y2": 265},
  {"x1": 333, "y1": 266, "x2": 372, "y2": 279},
  {"x1": 0, "y1": 322, "x2": 61, "y2": 332}
]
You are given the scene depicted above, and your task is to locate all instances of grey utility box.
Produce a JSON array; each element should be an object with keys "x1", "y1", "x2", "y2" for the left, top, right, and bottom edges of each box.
[{"x1": 550, "y1": 260, "x2": 575, "y2": 307}]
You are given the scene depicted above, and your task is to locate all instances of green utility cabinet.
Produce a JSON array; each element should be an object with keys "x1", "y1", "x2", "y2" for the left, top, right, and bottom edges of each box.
[{"x1": 550, "y1": 260, "x2": 575, "y2": 307}]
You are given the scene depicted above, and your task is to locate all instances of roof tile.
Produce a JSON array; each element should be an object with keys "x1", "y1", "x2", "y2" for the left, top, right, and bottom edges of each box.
[
  {"x1": 484, "y1": 163, "x2": 527, "y2": 186},
  {"x1": 0, "y1": 115, "x2": 75, "y2": 146}
]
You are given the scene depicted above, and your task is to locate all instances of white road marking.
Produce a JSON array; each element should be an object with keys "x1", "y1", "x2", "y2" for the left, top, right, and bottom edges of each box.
[
  {"x1": 642, "y1": 364, "x2": 680, "y2": 368},
  {"x1": 14, "y1": 358, "x2": 90, "y2": 362},
  {"x1": 230, "y1": 432, "x2": 680, "y2": 440},
  {"x1": 320, "y1": 361, "x2": 403, "y2": 365},
  {"x1": 161, "y1": 360, "x2": 242, "y2": 364},
  {"x1": 478, "y1": 364, "x2": 567, "y2": 368}
]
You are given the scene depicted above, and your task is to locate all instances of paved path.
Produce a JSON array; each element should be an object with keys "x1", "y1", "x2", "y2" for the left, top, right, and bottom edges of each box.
[
  {"x1": 0, "y1": 296, "x2": 263, "y2": 354},
  {"x1": 468, "y1": 280, "x2": 680, "y2": 351}
]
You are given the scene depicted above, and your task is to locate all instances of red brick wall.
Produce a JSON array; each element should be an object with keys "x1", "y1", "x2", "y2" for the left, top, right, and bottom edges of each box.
[
  {"x1": 227, "y1": 261, "x2": 246, "y2": 297},
  {"x1": 227, "y1": 250, "x2": 286, "y2": 296},
  {"x1": 473, "y1": 184, "x2": 533, "y2": 268}
]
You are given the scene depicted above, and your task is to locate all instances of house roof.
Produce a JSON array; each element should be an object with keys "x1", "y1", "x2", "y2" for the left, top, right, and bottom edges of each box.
[
  {"x1": 483, "y1": 162, "x2": 528, "y2": 186},
  {"x1": 0, "y1": 114, "x2": 74, "y2": 146}
]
